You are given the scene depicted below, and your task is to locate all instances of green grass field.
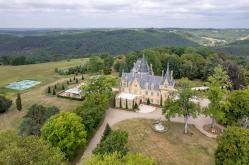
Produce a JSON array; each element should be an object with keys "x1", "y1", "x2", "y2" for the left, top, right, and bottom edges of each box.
[
  {"x1": 0, "y1": 58, "x2": 87, "y2": 130},
  {"x1": 114, "y1": 119, "x2": 217, "y2": 165},
  {"x1": 0, "y1": 58, "x2": 87, "y2": 97}
]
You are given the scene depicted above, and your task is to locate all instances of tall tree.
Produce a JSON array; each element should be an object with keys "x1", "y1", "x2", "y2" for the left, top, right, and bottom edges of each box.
[
  {"x1": 41, "y1": 112, "x2": 87, "y2": 158},
  {"x1": 16, "y1": 93, "x2": 22, "y2": 111},
  {"x1": 223, "y1": 60, "x2": 245, "y2": 89},
  {"x1": 163, "y1": 78, "x2": 200, "y2": 134},
  {"x1": 205, "y1": 65, "x2": 232, "y2": 128}
]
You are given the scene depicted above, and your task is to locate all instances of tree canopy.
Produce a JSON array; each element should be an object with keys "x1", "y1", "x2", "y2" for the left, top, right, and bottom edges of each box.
[
  {"x1": 75, "y1": 92, "x2": 109, "y2": 137},
  {"x1": 223, "y1": 88, "x2": 249, "y2": 126},
  {"x1": 215, "y1": 127, "x2": 249, "y2": 165},
  {"x1": 85, "y1": 152, "x2": 154, "y2": 165},
  {"x1": 41, "y1": 112, "x2": 87, "y2": 159},
  {"x1": 83, "y1": 75, "x2": 117, "y2": 98},
  {"x1": 0, "y1": 131, "x2": 66, "y2": 165}
]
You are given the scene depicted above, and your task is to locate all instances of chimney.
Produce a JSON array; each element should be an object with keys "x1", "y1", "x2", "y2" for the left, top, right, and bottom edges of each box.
[
  {"x1": 170, "y1": 71, "x2": 174, "y2": 81},
  {"x1": 150, "y1": 64, "x2": 154, "y2": 75}
]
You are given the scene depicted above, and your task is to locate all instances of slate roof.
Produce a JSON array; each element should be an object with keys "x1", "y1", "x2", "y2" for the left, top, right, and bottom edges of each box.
[
  {"x1": 122, "y1": 57, "x2": 174, "y2": 91},
  {"x1": 131, "y1": 57, "x2": 152, "y2": 75}
]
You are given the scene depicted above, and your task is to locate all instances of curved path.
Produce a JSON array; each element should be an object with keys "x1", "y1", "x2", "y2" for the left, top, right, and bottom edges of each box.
[{"x1": 78, "y1": 99, "x2": 216, "y2": 164}]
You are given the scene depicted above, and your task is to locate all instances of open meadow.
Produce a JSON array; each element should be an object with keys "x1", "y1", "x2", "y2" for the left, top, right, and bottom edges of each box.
[
  {"x1": 0, "y1": 58, "x2": 87, "y2": 130},
  {"x1": 114, "y1": 119, "x2": 217, "y2": 165}
]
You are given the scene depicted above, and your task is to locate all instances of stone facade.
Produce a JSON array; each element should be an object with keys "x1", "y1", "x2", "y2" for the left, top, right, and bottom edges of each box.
[{"x1": 115, "y1": 56, "x2": 175, "y2": 109}]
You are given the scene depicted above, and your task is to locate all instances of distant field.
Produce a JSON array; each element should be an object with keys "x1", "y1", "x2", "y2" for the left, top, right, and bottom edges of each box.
[
  {"x1": 114, "y1": 119, "x2": 217, "y2": 165},
  {"x1": 0, "y1": 58, "x2": 87, "y2": 130}
]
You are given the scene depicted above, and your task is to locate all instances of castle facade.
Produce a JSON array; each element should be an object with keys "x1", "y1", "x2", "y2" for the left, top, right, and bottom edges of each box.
[{"x1": 115, "y1": 56, "x2": 175, "y2": 109}]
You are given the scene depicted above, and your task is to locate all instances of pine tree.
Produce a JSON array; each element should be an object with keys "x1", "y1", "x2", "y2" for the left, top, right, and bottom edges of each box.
[
  {"x1": 67, "y1": 81, "x2": 69, "y2": 85},
  {"x1": 74, "y1": 76, "x2": 76, "y2": 80},
  {"x1": 52, "y1": 89, "x2": 56, "y2": 95},
  {"x1": 16, "y1": 93, "x2": 22, "y2": 111},
  {"x1": 160, "y1": 95, "x2": 163, "y2": 106},
  {"x1": 48, "y1": 86, "x2": 51, "y2": 93},
  {"x1": 76, "y1": 78, "x2": 79, "y2": 84},
  {"x1": 134, "y1": 103, "x2": 138, "y2": 109},
  {"x1": 81, "y1": 74, "x2": 84, "y2": 80},
  {"x1": 126, "y1": 99, "x2": 128, "y2": 109},
  {"x1": 69, "y1": 78, "x2": 72, "y2": 82},
  {"x1": 147, "y1": 98, "x2": 150, "y2": 105},
  {"x1": 54, "y1": 84, "x2": 57, "y2": 89},
  {"x1": 120, "y1": 98, "x2": 122, "y2": 108},
  {"x1": 62, "y1": 84, "x2": 65, "y2": 90},
  {"x1": 101, "y1": 123, "x2": 112, "y2": 142}
]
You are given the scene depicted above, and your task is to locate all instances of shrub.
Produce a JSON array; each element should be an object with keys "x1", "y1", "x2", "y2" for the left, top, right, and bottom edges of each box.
[{"x1": 0, "y1": 96, "x2": 12, "y2": 113}]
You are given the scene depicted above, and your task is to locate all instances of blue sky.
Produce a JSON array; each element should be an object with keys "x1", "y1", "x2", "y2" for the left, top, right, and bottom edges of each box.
[{"x1": 0, "y1": 0, "x2": 249, "y2": 28}]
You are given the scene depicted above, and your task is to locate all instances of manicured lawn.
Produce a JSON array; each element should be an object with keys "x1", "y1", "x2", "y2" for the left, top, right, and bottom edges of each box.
[
  {"x1": 114, "y1": 119, "x2": 217, "y2": 165},
  {"x1": 0, "y1": 58, "x2": 87, "y2": 130}
]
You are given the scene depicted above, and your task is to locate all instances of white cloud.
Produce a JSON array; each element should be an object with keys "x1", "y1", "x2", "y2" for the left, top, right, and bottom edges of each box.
[{"x1": 0, "y1": 0, "x2": 248, "y2": 28}]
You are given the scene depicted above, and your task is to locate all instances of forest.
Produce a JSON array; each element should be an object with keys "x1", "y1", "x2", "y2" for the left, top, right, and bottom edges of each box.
[{"x1": 1, "y1": 28, "x2": 249, "y2": 65}]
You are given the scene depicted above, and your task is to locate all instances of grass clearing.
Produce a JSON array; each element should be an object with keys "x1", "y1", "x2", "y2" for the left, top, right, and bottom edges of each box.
[
  {"x1": 0, "y1": 58, "x2": 87, "y2": 130},
  {"x1": 113, "y1": 119, "x2": 217, "y2": 165}
]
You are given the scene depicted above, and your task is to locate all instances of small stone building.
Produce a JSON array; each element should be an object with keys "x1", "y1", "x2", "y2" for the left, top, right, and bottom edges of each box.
[{"x1": 115, "y1": 56, "x2": 175, "y2": 109}]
